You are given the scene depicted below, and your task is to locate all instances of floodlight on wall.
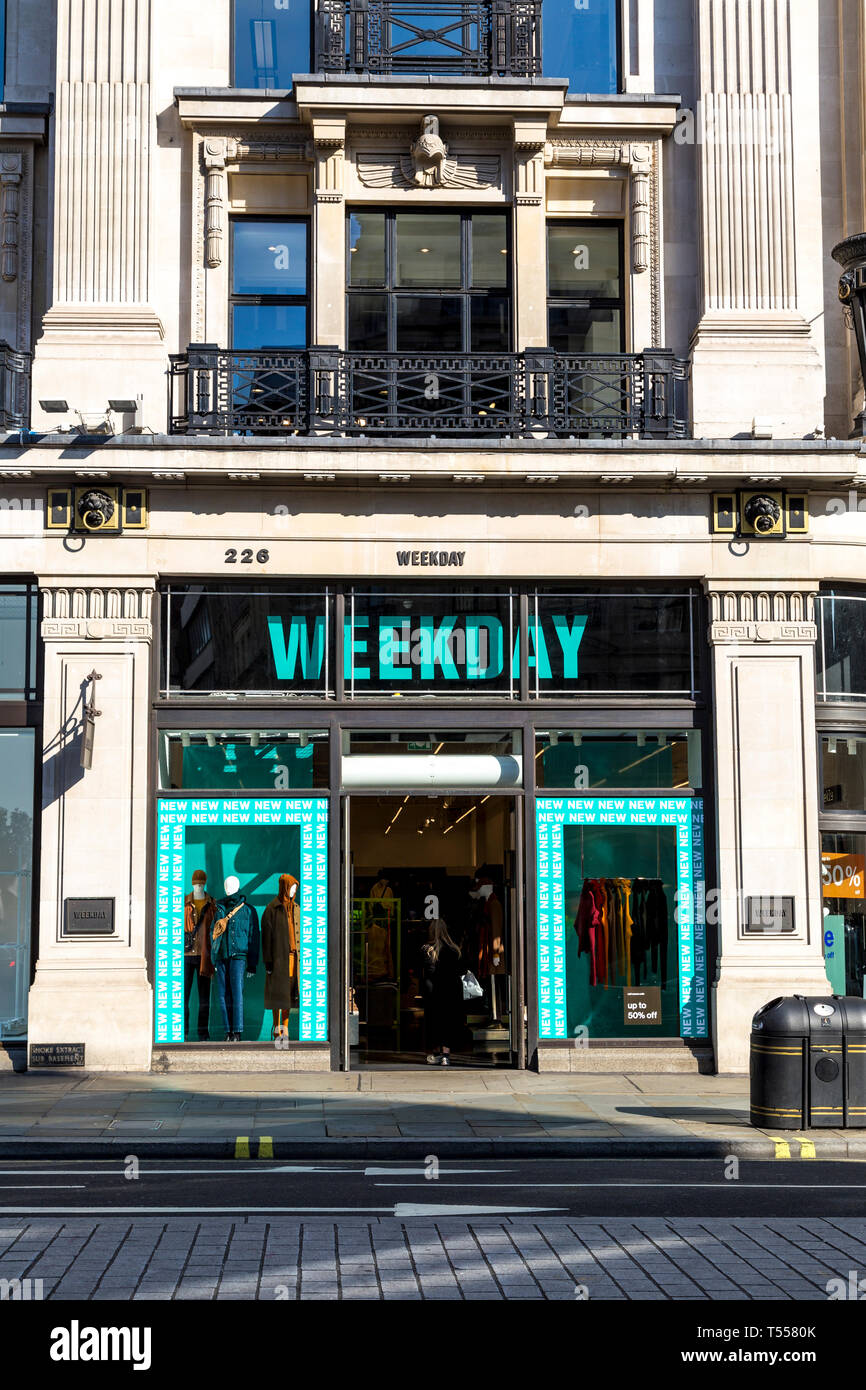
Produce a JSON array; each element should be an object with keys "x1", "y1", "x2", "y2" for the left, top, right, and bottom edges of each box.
[
  {"x1": 108, "y1": 400, "x2": 139, "y2": 413},
  {"x1": 39, "y1": 399, "x2": 69, "y2": 412}
]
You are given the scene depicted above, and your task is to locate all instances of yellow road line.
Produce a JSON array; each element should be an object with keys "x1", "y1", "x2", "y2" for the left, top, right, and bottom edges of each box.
[
  {"x1": 258, "y1": 1136, "x2": 274, "y2": 1159},
  {"x1": 234, "y1": 1136, "x2": 250, "y2": 1159}
]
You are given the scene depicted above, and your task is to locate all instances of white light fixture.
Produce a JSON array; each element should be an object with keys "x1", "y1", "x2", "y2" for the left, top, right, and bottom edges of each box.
[
  {"x1": 250, "y1": 732, "x2": 260, "y2": 749},
  {"x1": 828, "y1": 737, "x2": 838, "y2": 755},
  {"x1": 206, "y1": 732, "x2": 216, "y2": 748},
  {"x1": 847, "y1": 739, "x2": 858, "y2": 757},
  {"x1": 636, "y1": 732, "x2": 646, "y2": 748},
  {"x1": 299, "y1": 732, "x2": 309, "y2": 749},
  {"x1": 549, "y1": 731, "x2": 559, "y2": 747},
  {"x1": 574, "y1": 733, "x2": 582, "y2": 747},
  {"x1": 180, "y1": 731, "x2": 191, "y2": 749}
]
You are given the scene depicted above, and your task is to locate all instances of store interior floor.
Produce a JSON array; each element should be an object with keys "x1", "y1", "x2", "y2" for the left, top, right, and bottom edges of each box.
[{"x1": 349, "y1": 794, "x2": 516, "y2": 1068}]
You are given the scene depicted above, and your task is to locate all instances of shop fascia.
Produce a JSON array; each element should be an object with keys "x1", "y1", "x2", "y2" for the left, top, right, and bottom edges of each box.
[{"x1": 269, "y1": 611, "x2": 587, "y2": 683}]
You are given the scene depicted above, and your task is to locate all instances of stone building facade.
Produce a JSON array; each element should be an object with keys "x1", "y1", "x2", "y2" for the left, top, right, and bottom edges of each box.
[{"x1": 1, "y1": 0, "x2": 865, "y2": 1076}]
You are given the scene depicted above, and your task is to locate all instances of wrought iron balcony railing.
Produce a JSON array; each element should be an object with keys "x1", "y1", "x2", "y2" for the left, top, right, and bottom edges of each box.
[
  {"x1": 0, "y1": 343, "x2": 30, "y2": 430},
  {"x1": 169, "y1": 346, "x2": 690, "y2": 440},
  {"x1": 315, "y1": 0, "x2": 542, "y2": 76}
]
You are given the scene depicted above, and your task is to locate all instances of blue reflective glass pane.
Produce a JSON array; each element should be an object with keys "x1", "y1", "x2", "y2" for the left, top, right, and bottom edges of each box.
[
  {"x1": 543, "y1": 0, "x2": 618, "y2": 93},
  {"x1": 233, "y1": 221, "x2": 307, "y2": 295},
  {"x1": 234, "y1": 0, "x2": 311, "y2": 87},
  {"x1": 0, "y1": 729, "x2": 34, "y2": 1039},
  {"x1": 232, "y1": 304, "x2": 307, "y2": 348}
]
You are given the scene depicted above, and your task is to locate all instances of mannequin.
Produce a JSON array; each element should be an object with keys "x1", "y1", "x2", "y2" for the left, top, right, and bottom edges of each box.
[
  {"x1": 474, "y1": 875, "x2": 506, "y2": 1026},
  {"x1": 211, "y1": 874, "x2": 260, "y2": 1041},
  {"x1": 262, "y1": 873, "x2": 301, "y2": 1040},
  {"x1": 183, "y1": 869, "x2": 215, "y2": 1040}
]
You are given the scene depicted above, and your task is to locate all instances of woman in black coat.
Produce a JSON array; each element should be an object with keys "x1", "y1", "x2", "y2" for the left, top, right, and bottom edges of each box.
[{"x1": 420, "y1": 919, "x2": 464, "y2": 1066}]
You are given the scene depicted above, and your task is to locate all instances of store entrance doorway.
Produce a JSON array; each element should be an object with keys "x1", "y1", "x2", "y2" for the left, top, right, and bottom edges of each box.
[{"x1": 347, "y1": 794, "x2": 517, "y2": 1067}]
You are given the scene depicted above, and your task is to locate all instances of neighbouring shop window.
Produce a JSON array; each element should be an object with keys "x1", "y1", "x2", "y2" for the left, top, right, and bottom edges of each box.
[
  {"x1": 0, "y1": 583, "x2": 38, "y2": 700},
  {"x1": 547, "y1": 220, "x2": 624, "y2": 353},
  {"x1": 161, "y1": 584, "x2": 333, "y2": 696},
  {"x1": 231, "y1": 218, "x2": 309, "y2": 349},
  {"x1": 821, "y1": 833, "x2": 866, "y2": 996},
  {"x1": 542, "y1": 0, "x2": 620, "y2": 94},
  {"x1": 155, "y1": 797, "x2": 329, "y2": 1044},
  {"x1": 816, "y1": 589, "x2": 866, "y2": 701},
  {"x1": 347, "y1": 210, "x2": 511, "y2": 352},
  {"x1": 821, "y1": 734, "x2": 866, "y2": 812},
  {"x1": 0, "y1": 730, "x2": 34, "y2": 1041},
  {"x1": 159, "y1": 731, "x2": 329, "y2": 791},
  {"x1": 233, "y1": 0, "x2": 311, "y2": 87},
  {"x1": 536, "y1": 796, "x2": 706, "y2": 1040},
  {"x1": 536, "y1": 729, "x2": 702, "y2": 791}
]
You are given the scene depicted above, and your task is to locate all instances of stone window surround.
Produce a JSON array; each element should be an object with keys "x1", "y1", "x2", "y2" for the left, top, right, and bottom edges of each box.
[{"x1": 179, "y1": 90, "x2": 679, "y2": 354}]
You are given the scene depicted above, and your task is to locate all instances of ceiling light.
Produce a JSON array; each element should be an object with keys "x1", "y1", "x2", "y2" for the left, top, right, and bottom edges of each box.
[
  {"x1": 206, "y1": 732, "x2": 216, "y2": 748},
  {"x1": 299, "y1": 732, "x2": 309, "y2": 748},
  {"x1": 573, "y1": 733, "x2": 582, "y2": 747},
  {"x1": 828, "y1": 737, "x2": 837, "y2": 755},
  {"x1": 420, "y1": 247, "x2": 430, "y2": 253},
  {"x1": 250, "y1": 732, "x2": 260, "y2": 748},
  {"x1": 549, "y1": 731, "x2": 559, "y2": 747},
  {"x1": 847, "y1": 739, "x2": 858, "y2": 757},
  {"x1": 636, "y1": 732, "x2": 646, "y2": 748},
  {"x1": 180, "y1": 732, "x2": 191, "y2": 749}
]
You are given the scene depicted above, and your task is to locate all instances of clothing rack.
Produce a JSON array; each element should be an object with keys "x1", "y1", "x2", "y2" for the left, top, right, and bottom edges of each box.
[{"x1": 573, "y1": 875, "x2": 670, "y2": 990}]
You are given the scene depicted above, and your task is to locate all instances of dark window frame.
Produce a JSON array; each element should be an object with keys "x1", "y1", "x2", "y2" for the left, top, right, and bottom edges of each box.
[
  {"x1": 229, "y1": 215, "x2": 311, "y2": 349},
  {"x1": 346, "y1": 208, "x2": 513, "y2": 353},
  {"x1": 546, "y1": 217, "x2": 626, "y2": 352}
]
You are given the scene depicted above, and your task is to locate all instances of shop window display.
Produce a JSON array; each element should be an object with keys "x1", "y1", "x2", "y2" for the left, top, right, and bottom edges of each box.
[
  {"x1": 156, "y1": 798, "x2": 328, "y2": 1044},
  {"x1": 821, "y1": 833, "x2": 866, "y2": 997},
  {"x1": 536, "y1": 729, "x2": 701, "y2": 791},
  {"x1": 159, "y1": 731, "x2": 329, "y2": 791},
  {"x1": 536, "y1": 797, "x2": 706, "y2": 1041}
]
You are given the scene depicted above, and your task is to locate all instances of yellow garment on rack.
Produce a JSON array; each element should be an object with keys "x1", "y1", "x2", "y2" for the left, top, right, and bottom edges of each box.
[{"x1": 615, "y1": 878, "x2": 633, "y2": 986}]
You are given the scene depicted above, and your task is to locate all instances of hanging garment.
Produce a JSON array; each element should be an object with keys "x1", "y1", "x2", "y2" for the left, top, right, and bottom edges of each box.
[
  {"x1": 630, "y1": 878, "x2": 669, "y2": 987},
  {"x1": 574, "y1": 879, "x2": 607, "y2": 988},
  {"x1": 261, "y1": 873, "x2": 300, "y2": 1011}
]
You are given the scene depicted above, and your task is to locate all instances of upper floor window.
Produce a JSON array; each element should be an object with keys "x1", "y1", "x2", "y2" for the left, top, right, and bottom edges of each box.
[
  {"x1": 817, "y1": 589, "x2": 866, "y2": 702},
  {"x1": 234, "y1": 0, "x2": 312, "y2": 88},
  {"x1": 547, "y1": 220, "x2": 624, "y2": 352},
  {"x1": 231, "y1": 218, "x2": 309, "y2": 349},
  {"x1": 347, "y1": 209, "x2": 511, "y2": 352},
  {"x1": 542, "y1": 0, "x2": 620, "y2": 93},
  {"x1": 0, "y1": 584, "x2": 37, "y2": 703}
]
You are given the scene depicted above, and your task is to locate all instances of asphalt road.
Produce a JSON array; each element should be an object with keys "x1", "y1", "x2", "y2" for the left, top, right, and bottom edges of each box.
[{"x1": 0, "y1": 1158, "x2": 865, "y2": 1218}]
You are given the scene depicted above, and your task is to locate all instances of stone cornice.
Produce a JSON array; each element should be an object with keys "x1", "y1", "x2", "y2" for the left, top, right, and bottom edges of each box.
[
  {"x1": 704, "y1": 585, "x2": 818, "y2": 645},
  {"x1": 40, "y1": 581, "x2": 155, "y2": 642}
]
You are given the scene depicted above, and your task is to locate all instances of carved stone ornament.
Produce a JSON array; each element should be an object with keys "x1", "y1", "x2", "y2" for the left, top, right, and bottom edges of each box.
[{"x1": 357, "y1": 114, "x2": 500, "y2": 191}]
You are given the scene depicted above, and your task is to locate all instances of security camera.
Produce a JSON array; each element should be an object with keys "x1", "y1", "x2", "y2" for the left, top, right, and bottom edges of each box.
[{"x1": 76, "y1": 488, "x2": 117, "y2": 531}]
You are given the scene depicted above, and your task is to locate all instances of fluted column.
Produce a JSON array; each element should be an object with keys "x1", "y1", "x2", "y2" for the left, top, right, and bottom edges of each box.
[
  {"x1": 32, "y1": 0, "x2": 165, "y2": 430},
  {"x1": 690, "y1": 0, "x2": 824, "y2": 437}
]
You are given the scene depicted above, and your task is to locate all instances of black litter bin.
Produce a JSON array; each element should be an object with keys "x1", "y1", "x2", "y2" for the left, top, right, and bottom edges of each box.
[{"x1": 750, "y1": 995, "x2": 866, "y2": 1129}]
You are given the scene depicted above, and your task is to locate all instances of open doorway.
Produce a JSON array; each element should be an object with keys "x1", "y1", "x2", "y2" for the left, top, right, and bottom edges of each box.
[{"x1": 348, "y1": 794, "x2": 516, "y2": 1067}]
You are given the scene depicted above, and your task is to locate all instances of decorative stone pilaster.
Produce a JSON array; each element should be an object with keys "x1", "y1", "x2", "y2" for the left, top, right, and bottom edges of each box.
[
  {"x1": 28, "y1": 579, "x2": 156, "y2": 1071},
  {"x1": 313, "y1": 118, "x2": 347, "y2": 345},
  {"x1": 0, "y1": 153, "x2": 22, "y2": 284},
  {"x1": 203, "y1": 138, "x2": 227, "y2": 271},
  {"x1": 513, "y1": 120, "x2": 548, "y2": 350},
  {"x1": 704, "y1": 582, "x2": 829, "y2": 1073}
]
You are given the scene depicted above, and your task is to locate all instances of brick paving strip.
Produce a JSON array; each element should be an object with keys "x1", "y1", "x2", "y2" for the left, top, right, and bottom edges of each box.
[{"x1": 1, "y1": 1217, "x2": 864, "y2": 1300}]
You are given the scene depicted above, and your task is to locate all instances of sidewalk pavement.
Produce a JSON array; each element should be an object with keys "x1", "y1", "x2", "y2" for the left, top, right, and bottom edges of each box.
[{"x1": 0, "y1": 1069, "x2": 862, "y2": 1158}]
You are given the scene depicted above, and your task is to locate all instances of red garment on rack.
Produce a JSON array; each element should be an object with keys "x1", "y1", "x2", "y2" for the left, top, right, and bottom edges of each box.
[{"x1": 574, "y1": 878, "x2": 608, "y2": 987}]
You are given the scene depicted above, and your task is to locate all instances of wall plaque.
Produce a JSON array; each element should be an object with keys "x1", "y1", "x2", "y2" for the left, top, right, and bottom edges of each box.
[
  {"x1": 744, "y1": 896, "x2": 796, "y2": 934},
  {"x1": 29, "y1": 1044, "x2": 85, "y2": 1068},
  {"x1": 63, "y1": 898, "x2": 115, "y2": 937}
]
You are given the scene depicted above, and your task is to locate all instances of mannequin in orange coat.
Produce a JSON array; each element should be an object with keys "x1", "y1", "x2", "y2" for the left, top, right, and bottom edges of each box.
[{"x1": 262, "y1": 873, "x2": 300, "y2": 1040}]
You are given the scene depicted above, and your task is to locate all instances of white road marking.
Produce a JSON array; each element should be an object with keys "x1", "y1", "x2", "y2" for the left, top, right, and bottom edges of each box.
[{"x1": 394, "y1": 1204, "x2": 567, "y2": 1216}]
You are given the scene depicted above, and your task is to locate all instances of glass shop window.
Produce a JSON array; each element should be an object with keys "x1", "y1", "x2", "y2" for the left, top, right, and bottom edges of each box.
[
  {"x1": 0, "y1": 729, "x2": 34, "y2": 1041},
  {"x1": 161, "y1": 583, "x2": 333, "y2": 697},
  {"x1": 159, "y1": 731, "x2": 330, "y2": 791},
  {"x1": 816, "y1": 591, "x2": 866, "y2": 701},
  {"x1": 821, "y1": 735, "x2": 866, "y2": 812},
  {"x1": 536, "y1": 730, "x2": 702, "y2": 792},
  {"x1": 0, "y1": 583, "x2": 38, "y2": 701},
  {"x1": 542, "y1": 0, "x2": 620, "y2": 93},
  {"x1": 822, "y1": 833, "x2": 866, "y2": 997},
  {"x1": 231, "y1": 218, "x2": 309, "y2": 350},
  {"x1": 547, "y1": 220, "x2": 624, "y2": 353},
  {"x1": 234, "y1": 0, "x2": 311, "y2": 88},
  {"x1": 155, "y1": 797, "x2": 329, "y2": 1044}
]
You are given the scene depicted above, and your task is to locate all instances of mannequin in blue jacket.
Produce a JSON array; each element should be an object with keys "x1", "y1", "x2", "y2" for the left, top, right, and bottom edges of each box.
[{"x1": 211, "y1": 874, "x2": 260, "y2": 1041}]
